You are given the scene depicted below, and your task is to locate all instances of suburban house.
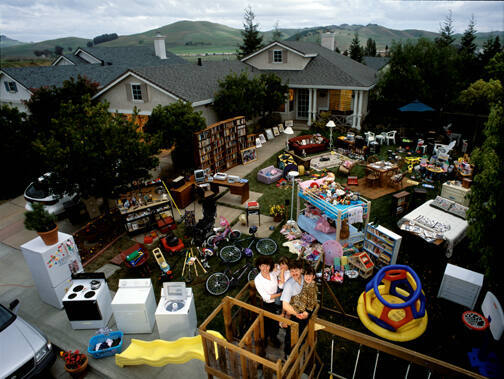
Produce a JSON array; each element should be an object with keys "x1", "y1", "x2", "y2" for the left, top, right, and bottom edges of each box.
[{"x1": 1, "y1": 33, "x2": 377, "y2": 130}]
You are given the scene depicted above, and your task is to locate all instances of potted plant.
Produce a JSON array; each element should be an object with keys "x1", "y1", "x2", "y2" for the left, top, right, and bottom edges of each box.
[
  {"x1": 269, "y1": 204, "x2": 286, "y2": 222},
  {"x1": 24, "y1": 203, "x2": 58, "y2": 245},
  {"x1": 60, "y1": 349, "x2": 88, "y2": 377}
]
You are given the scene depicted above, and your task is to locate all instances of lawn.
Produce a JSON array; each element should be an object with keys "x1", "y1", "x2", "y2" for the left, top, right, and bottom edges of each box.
[{"x1": 86, "y1": 143, "x2": 501, "y2": 375}]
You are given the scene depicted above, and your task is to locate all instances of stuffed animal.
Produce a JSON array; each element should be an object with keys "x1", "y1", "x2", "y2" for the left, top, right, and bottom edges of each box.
[
  {"x1": 340, "y1": 219, "x2": 350, "y2": 240},
  {"x1": 239, "y1": 213, "x2": 247, "y2": 225}
]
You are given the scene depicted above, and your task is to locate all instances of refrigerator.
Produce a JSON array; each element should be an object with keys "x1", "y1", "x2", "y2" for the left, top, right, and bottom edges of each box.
[{"x1": 21, "y1": 232, "x2": 83, "y2": 309}]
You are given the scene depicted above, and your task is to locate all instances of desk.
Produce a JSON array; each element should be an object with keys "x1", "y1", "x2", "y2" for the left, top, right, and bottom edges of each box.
[
  {"x1": 367, "y1": 162, "x2": 398, "y2": 187},
  {"x1": 186, "y1": 175, "x2": 249, "y2": 204},
  {"x1": 170, "y1": 180, "x2": 194, "y2": 209}
]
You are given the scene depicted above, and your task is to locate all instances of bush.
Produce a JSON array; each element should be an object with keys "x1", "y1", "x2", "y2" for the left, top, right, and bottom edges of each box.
[
  {"x1": 24, "y1": 203, "x2": 56, "y2": 232},
  {"x1": 258, "y1": 113, "x2": 282, "y2": 131}
]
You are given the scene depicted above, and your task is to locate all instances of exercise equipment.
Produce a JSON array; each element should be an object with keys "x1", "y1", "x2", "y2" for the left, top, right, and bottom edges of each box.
[{"x1": 357, "y1": 264, "x2": 428, "y2": 342}]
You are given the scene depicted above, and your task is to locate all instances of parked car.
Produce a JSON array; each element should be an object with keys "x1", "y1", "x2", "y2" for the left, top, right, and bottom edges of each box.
[
  {"x1": 24, "y1": 173, "x2": 79, "y2": 215},
  {"x1": 0, "y1": 300, "x2": 56, "y2": 378}
]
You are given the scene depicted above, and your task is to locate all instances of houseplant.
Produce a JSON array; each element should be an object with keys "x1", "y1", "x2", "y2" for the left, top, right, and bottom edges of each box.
[
  {"x1": 60, "y1": 349, "x2": 88, "y2": 377},
  {"x1": 24, "y1": 203, "x2": 58, "y2": 245},
  {"x1": 269, "y1": 204, "x2": 286, "y2": 222}
]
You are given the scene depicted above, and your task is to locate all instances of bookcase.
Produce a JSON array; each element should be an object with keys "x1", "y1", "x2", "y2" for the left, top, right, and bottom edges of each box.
[
  {"x1": 392, "y1": 190, "x2": 410, "y2": 216},
  {"x1": 194, "y1": 116, "x2": 254, "y2": 172},
  {"x1": 363, "y1": 223, "x2": 402, "y2": 265}
]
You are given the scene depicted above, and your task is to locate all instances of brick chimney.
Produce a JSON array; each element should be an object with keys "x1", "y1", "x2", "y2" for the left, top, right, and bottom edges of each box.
[
  {"x1": 321, "y1": 32, "x2": 336, "y2": 51},
  {"x1": 154, "y1": 32, "x2": 167, "y2": 59}
]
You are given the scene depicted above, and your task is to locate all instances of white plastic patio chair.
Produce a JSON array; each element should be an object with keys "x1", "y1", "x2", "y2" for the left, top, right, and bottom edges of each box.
[
  {"x1": 364, "y1": 132, "x2": 376, "y2": 146},
  {"x1": 433, "y1": 140, "x2": 456, "y2": 156},
  {"x1": 386, "y1": 130, "x2": 397, "y2": 145},
  {"x1": 375, "y1": 132, "x2": 387, "y2": 145}
]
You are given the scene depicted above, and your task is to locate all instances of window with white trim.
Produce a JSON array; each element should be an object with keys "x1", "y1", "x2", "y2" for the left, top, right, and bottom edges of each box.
[
  {"x1": 4, "y1": 81, "x2": 18, "y2": 93},
  {"x1": 273, "y1": 49, "x2": 283, "y2": 63},
  {"x1": 131, "y1": 84, "x2": 143, "y2": 100}
]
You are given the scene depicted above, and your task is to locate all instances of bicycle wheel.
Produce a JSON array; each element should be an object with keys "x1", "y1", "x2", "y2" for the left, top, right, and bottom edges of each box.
[
  {"x1": 229, "y1": 230, "x2": 241, "y2": 240},
  {"x1": 248, "y1": 267, "x2": 258, "y2": 282},
  {"x1": 206, "y1": 272, "x2": 230, "y2": 296},
  {"x1": 219, "y1": 245, "x2": 242, "y2": 263},
  {"x1": 256, "y1": 238, "x2": 278, "y2": 255},
  {"x1": 206, "y1": 235, "x2": 217, "y2": 247}
]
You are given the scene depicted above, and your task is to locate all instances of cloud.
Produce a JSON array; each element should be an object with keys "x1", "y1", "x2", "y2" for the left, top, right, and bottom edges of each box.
[{"x1": 0, "y1": 0, "x2": 502, "y2": 42}]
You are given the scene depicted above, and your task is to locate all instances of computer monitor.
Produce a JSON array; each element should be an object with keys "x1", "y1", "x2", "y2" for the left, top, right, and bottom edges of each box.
[{"x1": 194, "y1": 169, "x2": 205, "y2": 183}]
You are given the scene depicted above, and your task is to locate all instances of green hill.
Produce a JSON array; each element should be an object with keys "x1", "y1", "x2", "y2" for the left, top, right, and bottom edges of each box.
[
  {"x1": 1, "y1": 37, "x2": 89, "y2": 59},
  {"x1": 0, "y1": 35, "x2": 25, "y2": 47}
]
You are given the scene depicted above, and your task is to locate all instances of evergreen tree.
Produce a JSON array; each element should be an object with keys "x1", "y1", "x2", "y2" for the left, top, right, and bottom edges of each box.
[
  {"x1": 480, "y1": 36, "x2": 502, "y2": 76},
  {"x1": 237, "y1": 6, "x2": 264, "y2": 59},
  {"x1": 436, "y1": 10, "x2": 455, "y2": 47},
  {"x1": 271, "y1": 21, "x2": 282, "y2": 42},
  {"x1": 364, "y1": 38, "x2": 377, "y2": 57},
  {"x1": 460, "y1": 15, "x2": 477, "y2": 55},
  {"x1": 458, "y1": 16, "x2": 479, "y2": 89},
  {"x1": 349, "y1": 33, "x2": 363, "y2": 62}
]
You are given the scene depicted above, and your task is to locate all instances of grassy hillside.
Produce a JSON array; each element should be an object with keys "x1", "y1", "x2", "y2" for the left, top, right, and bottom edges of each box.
[
  {"x1": 0, "y1": 35, "x2": 25, "y2": 47},
  {"x1": 1, "y1": 37, "x2": 89, "y2": 59}
]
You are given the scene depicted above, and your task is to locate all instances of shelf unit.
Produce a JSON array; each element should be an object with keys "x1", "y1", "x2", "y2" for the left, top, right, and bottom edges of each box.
[
  {"x1": 363, "y1": 223, "x2": 402, "y2": 265},
  {"x1": 393, "y1": 190, "x2": 410, "y2": 216},
  {"x1": 194, "y1": 116, "x2": 254, "y2": 172},
  {"x1": 116, "y1": 179, "x2": 174, "y2": 234}
]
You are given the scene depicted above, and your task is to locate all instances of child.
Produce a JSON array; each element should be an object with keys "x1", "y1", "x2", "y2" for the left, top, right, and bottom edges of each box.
[
  {"x1": 275, "y1": 257, "x2": 291, "y2": 290},
  {"x1": 290, "y1": 266, "x2": 317, "y2": 316}
]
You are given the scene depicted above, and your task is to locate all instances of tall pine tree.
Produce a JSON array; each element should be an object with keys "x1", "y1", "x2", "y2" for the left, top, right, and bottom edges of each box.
[
  {"x1": 237, "y1": 6, "x2": 264, "y2": 59},
  {"x1": 436, "y1": 10, "x2": 455, "y2": 47},
  {"x1": 460, "y1": 15, "x2": 477, "y2": 55},
  {"x1": 349, "y1": 32, "x2": 363, "y2": 62}
]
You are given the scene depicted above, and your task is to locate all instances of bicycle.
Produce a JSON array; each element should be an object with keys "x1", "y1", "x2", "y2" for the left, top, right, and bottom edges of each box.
[
  {"x1": 206, "y1": 216, "x2": 241, "y2": 249},
  {"x1": 206, "y1": 262, "x2": 259, "y2": 296},
  {"x1": 218, "y1": 225, "x2": 278, "y2": 263}
]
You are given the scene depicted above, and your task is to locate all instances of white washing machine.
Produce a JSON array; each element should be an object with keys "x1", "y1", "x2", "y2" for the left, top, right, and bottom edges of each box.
[
  {"x1": 155, "y1": 283, "x2": 197, "y2": 341},
  {"x1": 111, "y1": 279, "x2": 156, "y2": 334},
  {"x1": 62, "y1": 273, "x2": 112, "y2": 330}
]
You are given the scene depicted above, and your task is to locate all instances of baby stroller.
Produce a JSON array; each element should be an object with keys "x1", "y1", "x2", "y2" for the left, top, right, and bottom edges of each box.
[{"x1": 192, "y1": 194, "x2": 217, "y2": 246}]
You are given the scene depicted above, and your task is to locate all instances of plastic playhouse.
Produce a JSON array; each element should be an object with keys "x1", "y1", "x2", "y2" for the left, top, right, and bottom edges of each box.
[{"x1": 357, "y1": 264, "x2": 428, "y2": 342}]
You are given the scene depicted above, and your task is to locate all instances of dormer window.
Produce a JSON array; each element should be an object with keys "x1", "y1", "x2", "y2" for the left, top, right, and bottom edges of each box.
[
  {"x1": 273, "y1": 50, "x2": 283, "y2": 63},
  {"x1": 4, "y1": 81, "x2": 17, "y2": 93},
  {"x1": 131, "y1": 84, "x2": 143, "y2": 101}
]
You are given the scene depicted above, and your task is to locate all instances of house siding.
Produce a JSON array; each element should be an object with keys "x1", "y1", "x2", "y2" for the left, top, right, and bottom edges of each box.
[
  {"x1": 246, "y1": 46, "x2": 310, "y2": 70},
  {"x1": 0, "y1": 75, "x2": 31, "y2": 113},
  {"x1": 77, "y1": 50, "x2": 101, "y2": 64}
]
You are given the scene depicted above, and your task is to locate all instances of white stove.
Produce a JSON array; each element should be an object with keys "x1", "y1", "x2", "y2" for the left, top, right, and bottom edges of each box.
[{"x1": 62, "y1": 273, "x2": 112, "y2": 330}]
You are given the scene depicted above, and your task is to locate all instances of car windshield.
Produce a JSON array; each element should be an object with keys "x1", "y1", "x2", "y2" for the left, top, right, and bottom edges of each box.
[
  {"x1": 0, "y1": 305, "x2": 15, "y2": 332},
  {"x1": 25, "y1": 181, "x2": 51, "y2": 199}
]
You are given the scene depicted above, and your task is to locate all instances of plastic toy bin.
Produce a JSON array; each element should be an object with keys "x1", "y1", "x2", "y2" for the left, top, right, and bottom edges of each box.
[{"x1": 88, "y1": 331, "x2": 124, "y2": 359}]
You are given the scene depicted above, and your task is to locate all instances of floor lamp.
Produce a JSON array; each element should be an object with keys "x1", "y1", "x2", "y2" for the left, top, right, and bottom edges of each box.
[
  {"x1": 283, "y1": 126, "x2": 294, "y2": 151},
  {"x1": 326, "y1": 120, "x2": 336, "y2": 151},
  {"x1": 288, "y1": 170, "x2": 299, "y2": 224}
]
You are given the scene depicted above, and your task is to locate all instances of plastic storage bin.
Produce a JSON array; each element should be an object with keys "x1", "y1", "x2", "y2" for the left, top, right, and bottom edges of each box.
[{"x1": 87, "y1": 331, "x2": 124, "y2": 359}]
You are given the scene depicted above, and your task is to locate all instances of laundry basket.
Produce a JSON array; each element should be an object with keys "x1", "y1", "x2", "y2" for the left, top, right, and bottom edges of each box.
[{"x1": 88, "y1": 331, "x2": 123, "y2": 359}]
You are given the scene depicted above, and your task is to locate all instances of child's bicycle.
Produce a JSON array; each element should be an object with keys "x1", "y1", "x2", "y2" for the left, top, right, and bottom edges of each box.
[
  {"x1": 218, "y1": 225, "x2": 278, "y2": 263},
  {"x1": 205, "y1": 262, "x2": 258, "y2": 296},
  {"x1": 206, "y1": 216, "x2": 241, "y2": 249}
]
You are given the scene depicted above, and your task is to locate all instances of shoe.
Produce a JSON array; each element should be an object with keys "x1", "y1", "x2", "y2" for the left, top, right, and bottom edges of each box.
[{"x1": 269, "y1": 337, "x2": 281, "y2": 348}]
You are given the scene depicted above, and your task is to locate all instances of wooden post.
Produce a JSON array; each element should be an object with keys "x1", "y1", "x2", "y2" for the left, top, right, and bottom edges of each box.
[
  {"x1": 290, "y1": 322, "x2": 299, "y2": 350},
  {"x1": 335, "y1": 211, "x2": 342, "y2": 242},
  {"x1": 223, "y1": 297, "x2": 233, "y2": 342}
]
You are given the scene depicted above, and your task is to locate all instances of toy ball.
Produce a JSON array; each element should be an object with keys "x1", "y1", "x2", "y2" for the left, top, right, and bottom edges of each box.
[{"x1": 239, "y1": 214, "x2": 247, "y2": 225}]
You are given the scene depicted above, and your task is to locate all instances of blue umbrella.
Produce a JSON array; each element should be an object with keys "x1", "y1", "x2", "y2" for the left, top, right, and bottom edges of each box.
[{"x1": 399, "y1": 100, "x2": 435, "y2": 112}]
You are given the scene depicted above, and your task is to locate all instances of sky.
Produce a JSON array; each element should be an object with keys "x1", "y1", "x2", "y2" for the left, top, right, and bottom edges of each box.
[{"x1": 1, "y1": 0, "x2": 503, "y2": 43}]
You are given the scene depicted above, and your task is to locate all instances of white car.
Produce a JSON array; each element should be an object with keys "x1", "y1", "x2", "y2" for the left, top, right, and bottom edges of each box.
[
  {"x1": 0, "y1": 300, "x2": 56, "y2": 378},
  {"x1": 24, "y1": 173, "x2": 79, "y2": 215}
]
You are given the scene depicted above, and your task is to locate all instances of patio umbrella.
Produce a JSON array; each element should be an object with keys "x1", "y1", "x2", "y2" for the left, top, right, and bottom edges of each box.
[{"x1": 398, "y1": 100, "x2": 435, "y2": 112}]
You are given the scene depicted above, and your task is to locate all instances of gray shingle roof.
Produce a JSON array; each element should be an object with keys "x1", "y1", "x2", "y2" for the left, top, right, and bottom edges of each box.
[
  {"x1": 62, "y1": 46, "x2": 187, "y2": 67},
  {"x1": 362, "y1": 56, "x2": 390, "y2": 71},
  {"x1": 2, "y1": 65, "x2": 127, "y2": 91}
]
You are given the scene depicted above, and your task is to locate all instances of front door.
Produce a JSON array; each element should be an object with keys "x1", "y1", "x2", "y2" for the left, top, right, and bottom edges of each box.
[{"x1": 296, "y1": 89, "x2": 309, "y2": 119}]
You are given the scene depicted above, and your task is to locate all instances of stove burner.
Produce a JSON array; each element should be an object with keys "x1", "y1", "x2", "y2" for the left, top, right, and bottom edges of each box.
[
  {"x1": 90, "y1": 280, "x2": 101, "y2": 290},
  {"x1": 84, "y1": 291, "x2": 95, "y2": 299},
  {"x1": 68, "y1": 293, "x2": 77, "y2": 299},
  {"x1": 73, "y1": 285, "x2": 84, "y2": 292}
]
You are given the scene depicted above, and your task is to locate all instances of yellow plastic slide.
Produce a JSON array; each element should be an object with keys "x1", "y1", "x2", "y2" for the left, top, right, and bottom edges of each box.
[{"x1": 115, "y1": 330, "x2": 224, "y2": 368}]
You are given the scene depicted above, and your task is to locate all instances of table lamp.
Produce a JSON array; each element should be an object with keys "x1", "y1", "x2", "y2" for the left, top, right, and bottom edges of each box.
[
  {"x1": 283, "y1": 126, "x2": 294, "y2": 151},
  {"x1": 326, "y1": 120, "x2": 336, "y2": 151},
  {"x1": 288, "y1": 170, "x2": 299, "y2": 224}
]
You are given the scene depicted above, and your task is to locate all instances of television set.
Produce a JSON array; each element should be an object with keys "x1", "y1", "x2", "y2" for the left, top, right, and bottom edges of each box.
[{"x1": 194, "y1": 169, "x2": 205, "y2": 183}]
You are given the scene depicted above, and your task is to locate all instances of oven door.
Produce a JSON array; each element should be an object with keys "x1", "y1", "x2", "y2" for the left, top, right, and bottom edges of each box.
[{"x1": 63, "y1": 300, "x2": 102, "y2": 321}]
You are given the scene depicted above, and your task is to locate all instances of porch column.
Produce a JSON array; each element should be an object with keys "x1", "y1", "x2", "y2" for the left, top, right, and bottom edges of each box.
[
  {"x1": 312, "y1": 88, "x2": 317, "y2": 123},
  {"x1": 352, "y1": 91, "x2": 358, "y2": 129},
  {"x1": 307, "y1": 88, "x2": 313, "y2": 126},
  {"x1": 356, "y1": 90, "x2": 364, "y2": 130}
]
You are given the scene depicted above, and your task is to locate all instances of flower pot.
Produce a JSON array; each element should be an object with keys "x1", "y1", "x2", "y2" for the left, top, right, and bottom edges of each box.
[
  {"x1": 273, "y1": 215, "x2": 283, "y2": 222},
  {"x1": 38, "y1": 225, "x2": 59, "y2": 246},
  {"x1": 64, "y1": 355, "x2": 88, "y2": 378}
]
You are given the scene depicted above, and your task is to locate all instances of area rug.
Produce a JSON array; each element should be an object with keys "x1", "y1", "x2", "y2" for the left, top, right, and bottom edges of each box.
[{"x1": 347, "y1": 178, "x2": 419, "y2": 200}]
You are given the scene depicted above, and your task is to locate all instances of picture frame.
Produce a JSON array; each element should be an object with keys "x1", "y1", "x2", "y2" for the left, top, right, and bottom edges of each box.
[
  {"x1": 259, "y1": 133, "x2": 267, "y2": 144},
  {"x1": 241, "y1": 146, "x2": 257, "y2": 165},
  {"x1": 285, "y1": 120, "x2": 294, "y2": 127},
  {"x1": 265, "y1": 128, "x2": 274, "y2": 140},
  {"x1": 278, "y1": 124, "x2": 285, "y2": 133},
  {"x1": 255, "y1": 138, "x2": 262, "y2": 148},
  {"x1": 273, "y1": 126, "x2": 280, "y2": 136}
]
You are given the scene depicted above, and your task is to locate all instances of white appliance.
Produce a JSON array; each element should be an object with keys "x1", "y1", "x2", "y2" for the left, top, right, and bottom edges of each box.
[
  {"x1": 155, "y1": 283, "x2": 197, "y2": 341},
  {"x1": 111, "y1": 279, "x2": 157, "y2": 334},
  {"x1": 21, "y1": 232, "x2": 83, "y2": 309},
  {"x1": 62, "y1": 273, "x2": 113, "y2": 330}
]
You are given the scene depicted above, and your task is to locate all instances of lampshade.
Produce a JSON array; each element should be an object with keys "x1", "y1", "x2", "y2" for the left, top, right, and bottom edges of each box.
[
  {"x1": 288, "y1": 171, "x2": 299, "y2": 178},
  {"x1": 283, "y1": 126, "x2": 294, "y2": 135},
  {"x1": 326, "y1": 120, "x2": 336, "y2": 128}
]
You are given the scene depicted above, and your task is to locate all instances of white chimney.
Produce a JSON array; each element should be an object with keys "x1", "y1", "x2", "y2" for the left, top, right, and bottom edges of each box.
[
  {"x1": 154, "y1": 33, "x2": 167, "y2": 59},
  {"x1": 321, "y1": 32, "x2": 336, "y2": 51}
]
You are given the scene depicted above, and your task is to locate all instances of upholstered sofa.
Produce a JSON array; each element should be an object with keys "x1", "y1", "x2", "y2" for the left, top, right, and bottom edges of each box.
[
  {"x1": 289, "y1": 135, "x2": 329, "y2": 155},
  {"x1": 257, "y1": 165, "x2": 283, "y2": 184}
]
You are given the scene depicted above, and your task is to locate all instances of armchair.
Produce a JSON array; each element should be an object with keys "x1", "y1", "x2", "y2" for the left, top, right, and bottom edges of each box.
[
  {"x1": 386, "y1": 130, "x2": 397, "y2": 145},
  {"x1": 433, "y1": 140, "x2": 456, "y2": 156},
  {"x1": 257, "y1": 165, "x2": 283, "y2": 184},
  {"x1": 364, "y1": 132, "x2": 376, "y2": 145}
]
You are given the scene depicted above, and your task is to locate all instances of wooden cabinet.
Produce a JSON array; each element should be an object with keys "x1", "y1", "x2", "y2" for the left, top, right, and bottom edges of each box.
[
  {"x1": 170, "y1": 180, "x2": 194, "y2": 209},
  {"x1": 363, "y1": 223, "x2": 402, "y2": 265},
  {"x1": 441, "y1": 181, "x2": 470, "y2": 206},
  {"x1": 392, "y1": 190, "x2": 410, "y2": 216},
  {"x1": 437, "y1": 264, "x2": 483, "y2": 309}
]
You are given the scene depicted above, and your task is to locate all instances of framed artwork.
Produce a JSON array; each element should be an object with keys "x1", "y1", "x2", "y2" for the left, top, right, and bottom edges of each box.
[
  {"x1": 273, "y1": 126, "x2": 280, "y2": 136},
  {"x1": 285, "y1": 120, "x2": 294, "y2": 127},
  {"x1": 255, "y1": 138, "x2": 262, "y2": 148},
  {"x1": 259, "y1": 133, "x2": 267, "y2": 144},
  {"x1": 265, "y1": 128, "x2": 274, "y2": 140},
  {"x1": 241, "y1": 146, "x2": 257, "y2": 165},
  {"x1": 278, "y1": 124, "x2": 285, "y2": 133}
]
